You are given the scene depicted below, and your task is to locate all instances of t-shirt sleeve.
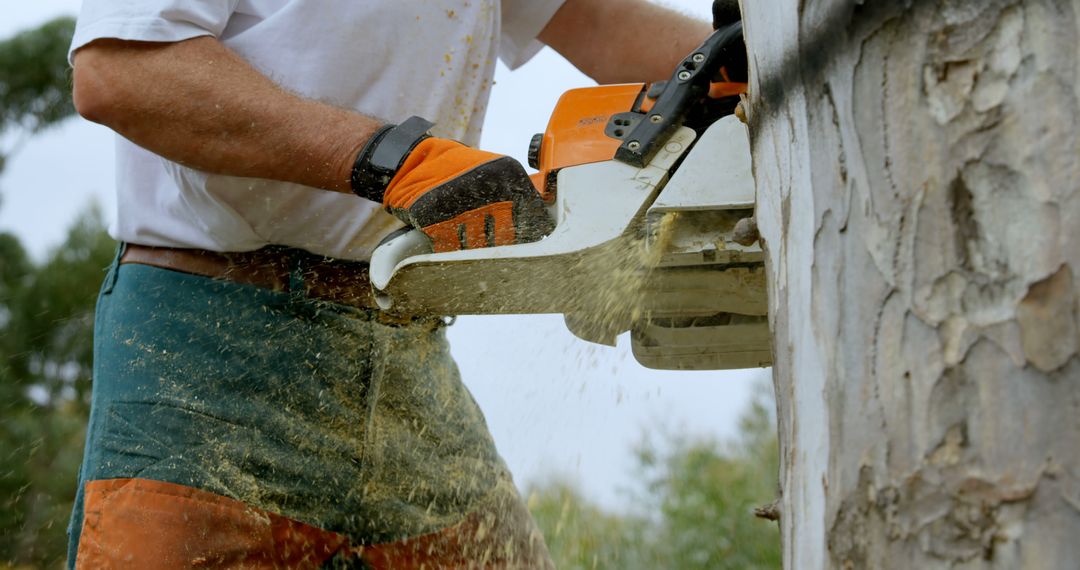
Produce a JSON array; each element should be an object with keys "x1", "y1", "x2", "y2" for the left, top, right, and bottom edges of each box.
[
  {"x1": 499, "y1": 0, "x2": 568, "y2": 69},
  {"x1": 69, "y1": 0, "x2": 241, "y2": 64}
]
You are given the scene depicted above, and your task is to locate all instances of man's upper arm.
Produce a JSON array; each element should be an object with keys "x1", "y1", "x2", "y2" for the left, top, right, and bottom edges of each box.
[
  {"x1": 536, "y1": 0, "x2": 613, "y2": 77},
  {"x1": 538, "y1": 0, "x2": 710, "y2": 84}
]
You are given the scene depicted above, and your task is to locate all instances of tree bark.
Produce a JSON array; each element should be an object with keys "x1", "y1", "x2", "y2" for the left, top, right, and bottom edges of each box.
[{"x1": 740, "y1": 1, "x2": 1080, "y2": 568}]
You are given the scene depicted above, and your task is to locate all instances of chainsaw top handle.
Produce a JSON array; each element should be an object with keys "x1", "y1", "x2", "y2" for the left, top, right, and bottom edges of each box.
[{"x1": 609, "y1": 21, "x2": 745, "y2": 168}]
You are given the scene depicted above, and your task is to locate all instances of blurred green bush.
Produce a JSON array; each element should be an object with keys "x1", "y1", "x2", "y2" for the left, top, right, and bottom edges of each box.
[{"x1": 528, "y1": 385, "x2": 781, "y2": 570}]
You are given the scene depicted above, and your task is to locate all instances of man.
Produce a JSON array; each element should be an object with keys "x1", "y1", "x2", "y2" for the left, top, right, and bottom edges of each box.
[{"x1": 66, "y1": 0, "x2": 724, "y2": 567}]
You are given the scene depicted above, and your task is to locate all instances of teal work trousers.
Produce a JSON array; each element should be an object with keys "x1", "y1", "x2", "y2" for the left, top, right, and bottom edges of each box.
[{"x1": 67, "y1": 249, "x2": 550, "y2": 568}]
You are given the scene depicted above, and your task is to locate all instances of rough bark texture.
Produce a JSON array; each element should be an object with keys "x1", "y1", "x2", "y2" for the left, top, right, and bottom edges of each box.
[{"x1": 740, "y1": 1, "x2": 1080, "y2": 568}]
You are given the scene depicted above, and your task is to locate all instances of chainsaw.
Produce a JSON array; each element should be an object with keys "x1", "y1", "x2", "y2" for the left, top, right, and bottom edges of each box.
[{"x1": 369, "y1": 24, "x2": 770, "y2": 371}]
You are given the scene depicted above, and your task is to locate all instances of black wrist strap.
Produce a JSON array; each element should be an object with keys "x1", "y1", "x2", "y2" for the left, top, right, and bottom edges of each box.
[{"x1": 350, "y1": 116, "x2": 435, "y2": 203}]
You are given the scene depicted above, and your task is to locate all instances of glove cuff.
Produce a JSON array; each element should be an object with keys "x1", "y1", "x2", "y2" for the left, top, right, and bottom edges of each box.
[{"x1": 350, "y1": 116, "x2": 434, "y2": 203}]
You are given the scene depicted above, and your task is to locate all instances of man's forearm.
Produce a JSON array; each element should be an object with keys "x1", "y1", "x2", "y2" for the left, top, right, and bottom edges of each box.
[
  {"x1": 73, "y1": 36, "x2": 379, "y2": 194},
  {"x1": 540, "y1": 0, "x2": 712, "y2": 85}
]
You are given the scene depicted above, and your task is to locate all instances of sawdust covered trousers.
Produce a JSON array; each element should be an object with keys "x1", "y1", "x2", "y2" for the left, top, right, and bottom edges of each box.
[{"x1": 67, "y1": 249, "x2": 552, "y2": 569}]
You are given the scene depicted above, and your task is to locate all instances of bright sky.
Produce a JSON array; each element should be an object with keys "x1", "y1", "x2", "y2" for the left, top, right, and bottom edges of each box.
[{"x1": 0, "y1": 1, "x2": 768, "y2": 511}]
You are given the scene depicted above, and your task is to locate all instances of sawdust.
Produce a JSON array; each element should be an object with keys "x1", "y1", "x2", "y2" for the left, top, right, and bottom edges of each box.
[{"x1": 558, "y1": 212, "x2": 679, "y2": 345}]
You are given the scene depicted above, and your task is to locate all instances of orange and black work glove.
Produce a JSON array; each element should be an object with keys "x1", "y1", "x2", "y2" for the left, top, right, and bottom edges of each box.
[{"x1": 351, "y1": 117, "x2": 555, "y2": 253}]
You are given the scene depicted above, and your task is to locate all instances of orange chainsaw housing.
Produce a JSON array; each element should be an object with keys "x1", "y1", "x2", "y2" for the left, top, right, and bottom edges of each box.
[
  {"x1": 529, "y1": 81, "x2": 747, "y2": 202},
  {"x1": 529, "y1": 83, "x2": 645, "y2": 202}
]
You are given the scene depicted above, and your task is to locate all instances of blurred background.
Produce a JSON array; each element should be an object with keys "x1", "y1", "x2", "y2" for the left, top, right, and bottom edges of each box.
[{"x1": 0, "y1": 2, "x2": 780, "y2": 568}]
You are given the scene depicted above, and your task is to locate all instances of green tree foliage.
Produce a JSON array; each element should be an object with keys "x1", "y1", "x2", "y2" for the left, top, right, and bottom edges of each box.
[
  {"x1": 0, "y1": 16, "x2": 76, "y2": 172},
  {"x1": 528, "y1": 384, "x2": 781, "y2": 570},
  {"x1": 529, "y1": 482, "x2": 654, "y2": 569},
  {"x1": 644, "y1": 389, "x2": 781, "y2": 569},
  {"x1": 0, "y1": 16, "x2": 94, "y2": 568},
  {"x1": 0, "y1": 209, "x2": 114, "y2": 568}
]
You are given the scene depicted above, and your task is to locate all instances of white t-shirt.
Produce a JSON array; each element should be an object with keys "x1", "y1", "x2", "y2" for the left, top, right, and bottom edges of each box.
[{"x1": 69, "y1": 0, "x2": 566, "y2": 261}]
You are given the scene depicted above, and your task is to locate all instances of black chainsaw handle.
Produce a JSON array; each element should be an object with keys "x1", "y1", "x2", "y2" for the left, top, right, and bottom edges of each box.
[{"x1": 610, "y1": 21, "x2": 744, "y2": 168}]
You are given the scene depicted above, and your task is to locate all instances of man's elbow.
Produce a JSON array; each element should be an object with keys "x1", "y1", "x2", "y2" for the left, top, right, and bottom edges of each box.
[{"x1": 72, "y1": 45, "x2": 126, "y2": 126}]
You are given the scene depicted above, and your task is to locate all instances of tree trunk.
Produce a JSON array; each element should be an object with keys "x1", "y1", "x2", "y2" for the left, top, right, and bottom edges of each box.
[{"x1": 740, "y1": 1, "x2": 1080, "y2": 567}]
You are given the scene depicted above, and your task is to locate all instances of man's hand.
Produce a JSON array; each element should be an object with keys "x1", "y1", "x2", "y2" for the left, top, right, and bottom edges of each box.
[{"x1": 351, "y1": 118, "x2": 554, "y2": 252}]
